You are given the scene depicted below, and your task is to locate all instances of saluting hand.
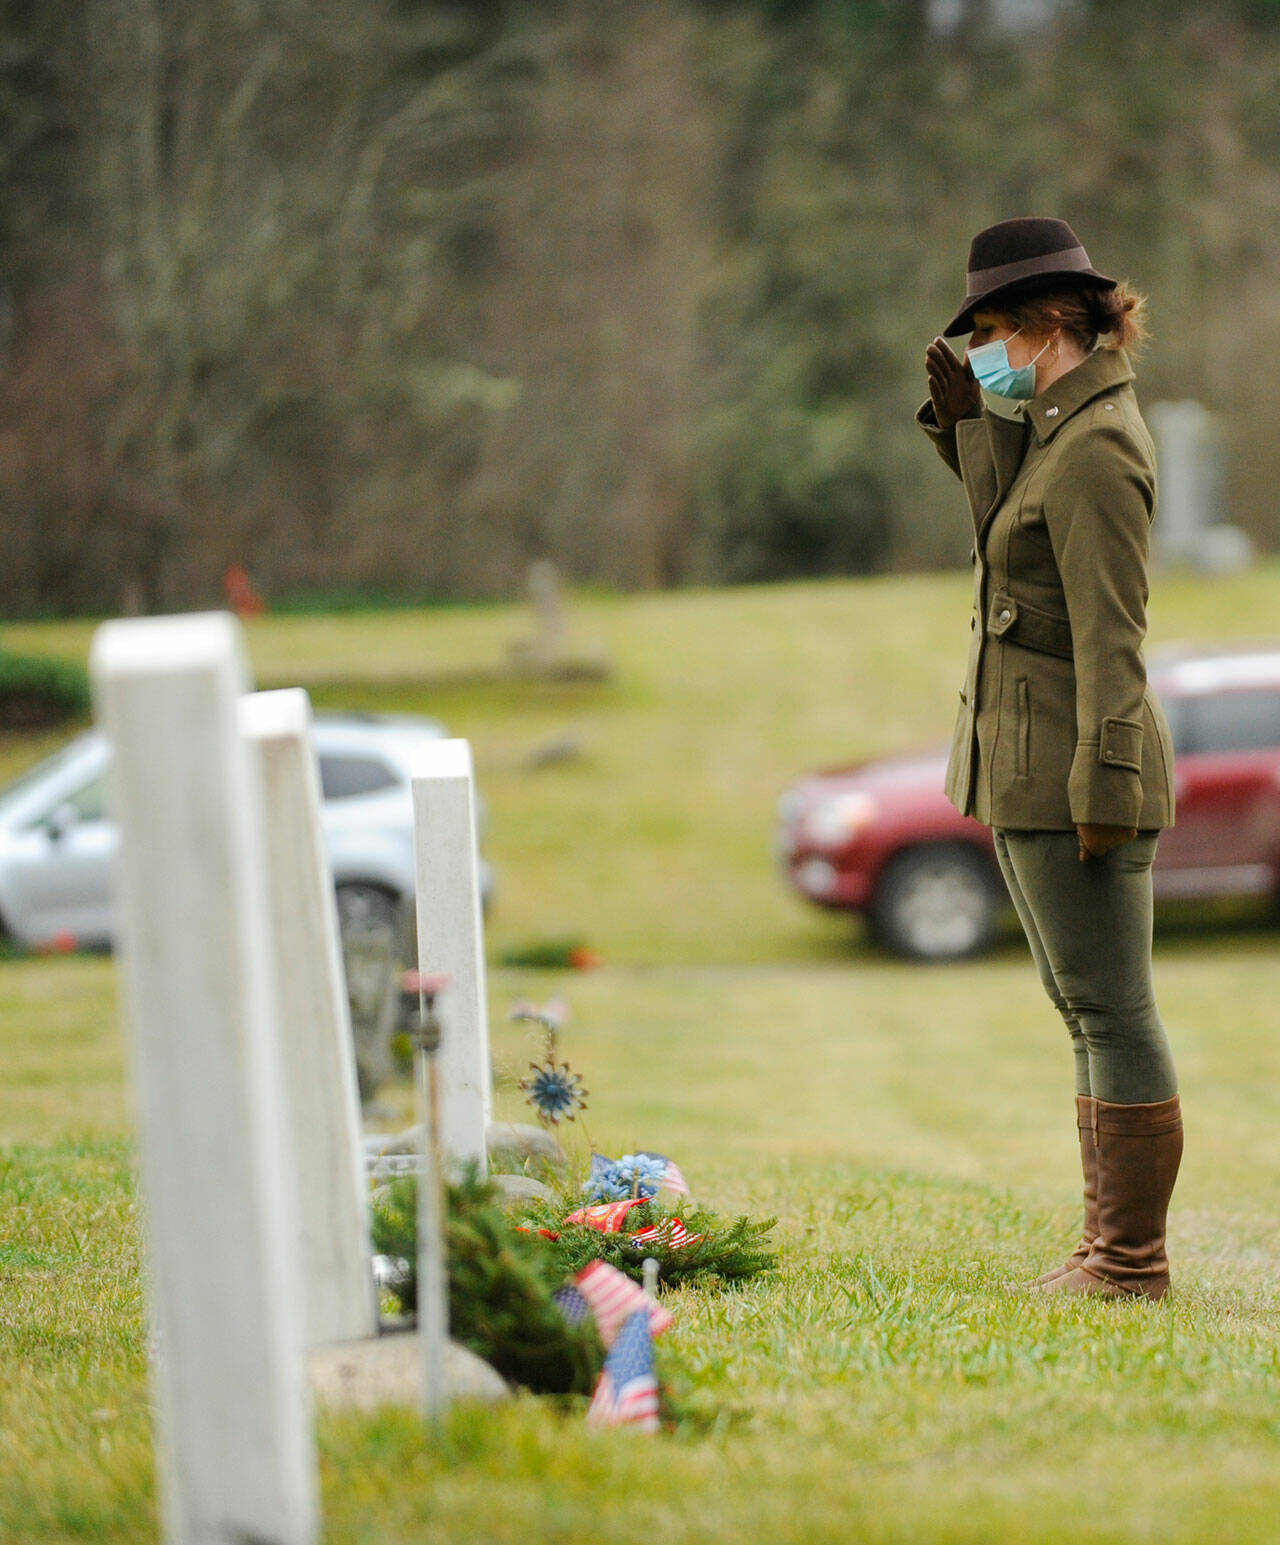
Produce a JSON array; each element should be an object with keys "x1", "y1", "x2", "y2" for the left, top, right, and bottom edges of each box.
[
  {"x1": 1076, "y1": 823, "x2": 1138, "y2": 862},
  {"x1": 925, "y1": 337, "x2": 980, "y2": 430}
]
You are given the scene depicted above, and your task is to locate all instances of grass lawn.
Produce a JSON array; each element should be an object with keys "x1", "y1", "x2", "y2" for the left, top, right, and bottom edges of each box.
[
  {"x1": 4, "y1": 570, "x2": 1280, "y2": 1541},
  {"x1": 7, "y1": 949, "x2": 1280, "y2": 1544}
]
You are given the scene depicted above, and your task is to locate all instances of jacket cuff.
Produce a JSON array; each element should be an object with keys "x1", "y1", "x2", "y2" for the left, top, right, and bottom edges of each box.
[
  {"x1": 1067, "y1": 721, "x2": 1145, "y2": 826},
  {"x1": 916, "y1": 400, "x2": 962, "y2": 477}
]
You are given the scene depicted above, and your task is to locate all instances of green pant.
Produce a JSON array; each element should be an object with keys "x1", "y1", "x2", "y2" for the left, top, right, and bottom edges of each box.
[{"x1": 993, "y1": 829, "x2": 1178, "y2": 1105}]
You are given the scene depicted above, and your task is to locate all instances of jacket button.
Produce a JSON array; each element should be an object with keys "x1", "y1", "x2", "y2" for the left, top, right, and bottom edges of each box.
[
  {"x1": 969, "y1": 547, "x2": 976, "y2": 564},
  {"x1": 1046, "y1": 406, "x2": 1059, "y2": 417},
  {"x1": 971, "y1": 616, "x2": 976, "y2": 630},
  {"x1": 998, "y1": 608, "x2": 1011, "y2": 624}
]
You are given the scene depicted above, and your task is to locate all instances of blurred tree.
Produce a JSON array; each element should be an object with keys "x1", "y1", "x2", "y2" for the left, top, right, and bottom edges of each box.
[{"x1": 3, "y1": 0, "x2": 1280, "y2": 614}]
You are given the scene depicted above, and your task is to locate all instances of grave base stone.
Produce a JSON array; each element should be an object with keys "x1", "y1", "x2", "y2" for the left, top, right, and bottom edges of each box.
[
  {"x1": 486, "y1": 1121, "x2": 569, "y2": 1174},
  {"x1": 489, "y1": 1173, "x2": 554, "y2": 1206},
  {"x1": 310, "y1": 1333, "x2": 510, "y2": 1410}
]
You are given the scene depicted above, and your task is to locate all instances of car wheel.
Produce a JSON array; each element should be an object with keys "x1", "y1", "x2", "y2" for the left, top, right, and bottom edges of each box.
[
  {"x1": 870, "y1": 843, "x2": 1001, "y2": 962},
  {"x1": 335, "y1": 883, "x2": 404, "y2": 1099}
]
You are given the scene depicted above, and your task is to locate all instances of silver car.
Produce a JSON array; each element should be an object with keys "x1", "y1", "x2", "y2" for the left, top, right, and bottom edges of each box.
[{"x1": 0, "y1": 713, "x2": 493, "y2": 1079}]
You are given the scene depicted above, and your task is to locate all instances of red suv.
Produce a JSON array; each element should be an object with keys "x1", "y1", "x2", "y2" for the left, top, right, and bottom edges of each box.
[{"x1": 776, "y1": 646, "x2": 1280, "y2": 960}]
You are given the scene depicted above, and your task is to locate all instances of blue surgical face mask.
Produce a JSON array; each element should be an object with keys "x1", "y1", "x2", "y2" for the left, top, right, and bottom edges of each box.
[{"x1": 966, "y1": 328, "x2": 1051, "y2": 401}]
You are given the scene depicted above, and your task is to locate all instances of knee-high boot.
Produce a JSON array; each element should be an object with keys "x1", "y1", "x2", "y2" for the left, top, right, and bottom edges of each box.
[
  {"x1": 1037, "y1": 1095, "x2": 1183, "y2": 1301},
  {"x1": 1032, "y1": 1095, "x2": 1099, "y2": 1285}
]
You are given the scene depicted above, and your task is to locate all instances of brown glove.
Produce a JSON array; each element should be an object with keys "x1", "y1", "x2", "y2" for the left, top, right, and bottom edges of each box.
[
  {"x1": 925, "y1": 337, "x2": 980, "y2": 429},
  {"x1": 1076, "y1": 823, "x2": 1138, "y2": 861}
]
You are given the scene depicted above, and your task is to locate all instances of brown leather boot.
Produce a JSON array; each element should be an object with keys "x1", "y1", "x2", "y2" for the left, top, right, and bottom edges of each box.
[
  {"x1": 1037, "y1": 1095, "x2": 1183, "y2": 1301},
  {"x1": 1031, "y1": 1095, "x2": 1099, "y2": 1285}
]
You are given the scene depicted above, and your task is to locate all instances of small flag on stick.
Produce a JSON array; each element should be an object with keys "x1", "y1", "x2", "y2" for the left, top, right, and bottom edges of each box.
[
  {"x1": 586, "y1": 1308, "x2": 660, "y2": 1432},
  {"x1": 574, "y1": 1260, "x2": 673, "y2": 1346},
  {"x1": 552, "y1": 1282, "x2": 591, "y2": 1327},
  {"x1": 646, "y1": 1153, "x2": 690, "y2": 1198},
  {"x1": 630, "y1": 1217, "x2": 702, "y2": 1251}
]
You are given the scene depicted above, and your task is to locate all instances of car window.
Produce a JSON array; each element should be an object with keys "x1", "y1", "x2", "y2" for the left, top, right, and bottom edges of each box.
[
  {"x1": 0, "y1": 739, "x2": 96, "y2": 822},
  {"x1": 60, "y1": 775, "x2": 107, "y2": 823},
  {"x1": 1178, "y1": 689, "x2": 1280, "y2": 755},
  {"x1": 318, "y1": 754, "x2": 399, "y2": 801}
]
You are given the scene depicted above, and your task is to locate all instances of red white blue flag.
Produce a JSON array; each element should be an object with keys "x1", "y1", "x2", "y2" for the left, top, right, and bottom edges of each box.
[
  {"x1": 586, "y1": 1308, "x2": 660, "y2": 1432},
  {"x1": 630, "y1": 1216, "x2": 702, "y2": 1251},
  {"x1": 573, "y1": 1259, "x2": 673, "y2": 1346},
  {"x1": 643, "y1": 1152, "x2": 690, "y2": 1197}
]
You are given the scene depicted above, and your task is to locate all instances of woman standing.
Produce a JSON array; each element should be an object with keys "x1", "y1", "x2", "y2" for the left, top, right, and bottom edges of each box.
[{"x1": 918, "y1": 216, "x2": 1182, "y2": 1300}]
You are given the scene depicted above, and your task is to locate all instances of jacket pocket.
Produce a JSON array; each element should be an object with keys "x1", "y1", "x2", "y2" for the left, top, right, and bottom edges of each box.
[
  {"x1": 986, "y1": 589, "x2": 1074, "y2": 661},
  {"x1": 1016, "y1": 677, "x2": 1030, "y2": 779},
  {"x1": 1099, "y1": 715, "x2": 1144, "y2": 773}
]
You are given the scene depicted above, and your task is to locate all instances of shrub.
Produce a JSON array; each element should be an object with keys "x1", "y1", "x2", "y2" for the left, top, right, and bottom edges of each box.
[{"x1": 0, "y1": 652, "x2": 91, "y2": 731}]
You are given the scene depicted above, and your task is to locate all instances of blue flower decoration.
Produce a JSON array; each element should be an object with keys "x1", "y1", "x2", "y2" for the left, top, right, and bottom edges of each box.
[
  {"x1": 582, "y1": 1152, "x2": 669, "y2": 1202},
  {"x1": 520, "y1": 1060, "x2": 588, "y2": 1125}
]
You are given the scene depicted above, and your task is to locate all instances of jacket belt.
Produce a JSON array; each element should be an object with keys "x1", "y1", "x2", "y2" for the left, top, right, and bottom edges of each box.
[{"x1": 985, "y1": 590, "x2": 1074, "y2": 661}]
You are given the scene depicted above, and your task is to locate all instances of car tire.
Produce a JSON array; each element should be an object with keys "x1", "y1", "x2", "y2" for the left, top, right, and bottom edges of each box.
[
  {"x1": 869, "y1": 843, "x2": 1002, "y2": 962},
  {"x1": 335, "y1": 883, "x2": 404, "y2": 1099}
]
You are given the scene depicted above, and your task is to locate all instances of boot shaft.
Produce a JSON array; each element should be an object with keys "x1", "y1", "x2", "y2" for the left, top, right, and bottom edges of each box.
[{"x1": 1038, "y1": 1094, "x2": 1182, "y2": 1301}]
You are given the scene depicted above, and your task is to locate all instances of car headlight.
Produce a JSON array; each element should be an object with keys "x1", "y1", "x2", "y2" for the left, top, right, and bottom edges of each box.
[{"x1": 806, "y1": 790, "x2": 879, "y2": 847}]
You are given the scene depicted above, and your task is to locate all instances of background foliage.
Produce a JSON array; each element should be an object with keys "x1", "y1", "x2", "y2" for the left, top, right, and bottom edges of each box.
[{"x1": 3, "y1": 0, "x2": 1280, "y2": 614}]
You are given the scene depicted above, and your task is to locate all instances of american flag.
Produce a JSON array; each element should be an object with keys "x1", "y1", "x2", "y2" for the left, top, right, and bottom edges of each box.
[
  {"x1": 574, "y1": 1260, "x2": 673, "y2": 1346},
  {"x1": 586, "y1": 1309, "x2": 660, "y2": 1432},
  {"x1": 639, "y1": 1152, "x2": 690, "y2": 1198},
  {"x1": 629, "y1": 1216, "x2": 703, "y2": 1252},
  {"x1": 552, "y1": 1282, "x2": 591, "y2": 1327}
]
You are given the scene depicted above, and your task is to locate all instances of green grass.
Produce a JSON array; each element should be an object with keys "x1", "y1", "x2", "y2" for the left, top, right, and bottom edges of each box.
[
  {"x1": 6, "y1": 571, "x2": 1280, "y2": 1540},
  {"x1": 8, "y1": 951, "x2": 1280, "y2": 1542}
]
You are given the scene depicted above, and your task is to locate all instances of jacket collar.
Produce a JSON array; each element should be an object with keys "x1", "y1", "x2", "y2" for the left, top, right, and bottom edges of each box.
[{"x1": 1023, "y1": 347, "x2": 1135, "y2": 445}]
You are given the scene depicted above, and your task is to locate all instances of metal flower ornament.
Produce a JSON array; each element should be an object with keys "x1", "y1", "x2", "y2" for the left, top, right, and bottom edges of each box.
[
  {"x1": 520, "y1": 1060, "x2": 589, "y2": 1127},
  {"x1": 511, "y1": 997, "x2": 589, "y2": 1127}
]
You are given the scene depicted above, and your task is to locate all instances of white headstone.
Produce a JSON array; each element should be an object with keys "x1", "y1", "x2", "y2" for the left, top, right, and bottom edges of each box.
[
  {"x1": 91, "y1": 613, "x2": 318, "y2": 1545},
  {"x1": 1149, "y1": 400, "x2": 1218, "y2": 561},
  {"x1": 239, "y1": 688, "x2": 379, "y2": 1347},
  {"x1": 1148, "y1": 399, "x2": 1251, "y2": 571},
  {"x1": 410, "y1": 739, "x2": 492, "y2": 1171}
]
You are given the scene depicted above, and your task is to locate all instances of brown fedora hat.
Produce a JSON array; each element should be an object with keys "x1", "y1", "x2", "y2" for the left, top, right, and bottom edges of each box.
[{"x1": 943, "y1": 216, "x2": 1117, "y2": 337}]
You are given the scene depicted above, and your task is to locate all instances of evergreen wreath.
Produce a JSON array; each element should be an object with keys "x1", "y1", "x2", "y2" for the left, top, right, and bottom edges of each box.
[
  {"x1": 371, "y1": 1172, "x2": 777, "y2": 1381},
  {"x1": 372, "y1": 1171, "x2": 603, "y2": 1395},
  {"x1": 522, "y1": 1195, "x2": 778, "y2": 1288}
]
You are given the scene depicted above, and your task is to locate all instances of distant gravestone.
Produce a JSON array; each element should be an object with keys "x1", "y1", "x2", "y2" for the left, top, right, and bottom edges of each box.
[
  {"x1": 1148, "y1": 399, "x2": 1253, "y2": 572},
  {"x1": 508, "y1": 559, "x2": 566, "y2": 674},
  {"x1": 527, "y1": 558, "x2": 568, "y2": 660},
  {"x1": 410, "y1": 739, "x2": 492, "y2": 1171},
  {"x1": 91, "y1": 614, "x2": 318, "y2": 1545},
  {"x1": 239, "y1": 688, "x2": 379, "y2": 1348},
  {"x1": 507, "y1": 560, "x2": 611, "y2": 681}
]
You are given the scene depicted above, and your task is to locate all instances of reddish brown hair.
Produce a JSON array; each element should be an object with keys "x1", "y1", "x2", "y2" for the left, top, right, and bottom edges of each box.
[{"x1": 1005, "y1": 281, "x2": 1148, "y2": 355}]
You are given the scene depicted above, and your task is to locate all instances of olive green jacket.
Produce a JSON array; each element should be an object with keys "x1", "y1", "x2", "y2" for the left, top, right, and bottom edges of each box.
[{"x1": 917, "y1": 346, "x2": 1176, "y2": 831}]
